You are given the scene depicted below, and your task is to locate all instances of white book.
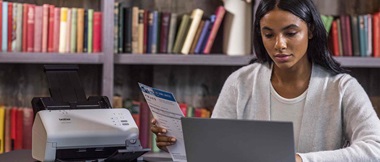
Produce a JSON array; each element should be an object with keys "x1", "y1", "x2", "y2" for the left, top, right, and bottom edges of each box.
[
  {"x1": 59, "y1": 8, "x2": 68, "y2": 53},
  {"x1": 66, "y1": 9, "x2": 71, "y2": 53},
  {"x1": 181, "y1": 8, "x2": 203, "y2": 55}
]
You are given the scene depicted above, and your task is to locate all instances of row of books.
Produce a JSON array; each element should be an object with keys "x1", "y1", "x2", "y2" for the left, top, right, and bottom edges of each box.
[
  {"x1": 0, "y1": 1, "x2": 102, "y2": 53},
  {"x1": 113, "y1": 97, "x2": 211, "y2": 152},
  {"x1": 114, "y1": 3, "x2": 226, "y2": 55},
  {"x1": 0, "y1": 106, "x2": 33, "y2": 154},
  {"x1": 322, "y1": 11, "x2": 380, "y2": 57}
]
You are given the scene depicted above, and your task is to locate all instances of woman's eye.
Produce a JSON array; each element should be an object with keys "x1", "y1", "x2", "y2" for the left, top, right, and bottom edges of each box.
[
  {"x1": 286, "y1": 32, "x2": 297, "y2": 37},
  {"x1": 264, "y1": 34, "x2": 273, "y2": 38}
]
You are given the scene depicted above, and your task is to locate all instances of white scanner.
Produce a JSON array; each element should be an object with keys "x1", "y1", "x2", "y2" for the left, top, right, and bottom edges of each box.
[{"x1": 32, "y1": 108, "x2": 149, "y2": 162}]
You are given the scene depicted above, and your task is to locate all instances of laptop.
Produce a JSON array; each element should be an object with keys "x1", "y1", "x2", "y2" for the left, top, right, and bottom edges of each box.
[{"x1": 181, "y1": 117, "x2": 295, "y2": 162}]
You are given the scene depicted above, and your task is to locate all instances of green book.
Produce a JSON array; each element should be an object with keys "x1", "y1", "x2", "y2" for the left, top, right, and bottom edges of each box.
[
  {"x1": 87, "y1": 9, "x2": 94, "y2": 53},
  {"x1": 321, "y1": 15, "x2": 333, "y2": 34},
  {"x1": 70, "y1": 8, "x2": 78, "y2": 53},
  {"x1": 172, "y1": 14, "x2": 191, "y2": 53}
]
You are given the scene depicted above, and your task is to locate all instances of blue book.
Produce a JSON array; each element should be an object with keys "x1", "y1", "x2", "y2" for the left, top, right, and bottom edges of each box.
[
  {"x1": 359, "y1": 15, "x2": 366, "y2": 57},
  {"x1": 197, "y1": 15, "x2": 216, "y2": 54},
  {"x1": 194, "y1": 20, "x2": 210, "y2": 54},
  {"x1": 151, "y1": 11, "x2": 159, "y2": 54},
  {"x1": 2, "y1": 2, "x2": 8, "y2": 52}
]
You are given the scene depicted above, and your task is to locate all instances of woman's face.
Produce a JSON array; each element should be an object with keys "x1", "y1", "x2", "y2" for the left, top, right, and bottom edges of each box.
[{"x1": 260, "y1": 8, "x2": 311, "y2": 69}]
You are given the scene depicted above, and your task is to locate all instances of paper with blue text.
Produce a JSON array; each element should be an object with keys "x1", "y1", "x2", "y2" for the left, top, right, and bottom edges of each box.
[{"x1": 138, "y1": 83, "x2": 187, "y2": 161}]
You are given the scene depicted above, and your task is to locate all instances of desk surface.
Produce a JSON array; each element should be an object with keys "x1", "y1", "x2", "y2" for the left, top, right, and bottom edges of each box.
[{"x1": 0, "y1": 150, "x2": 173, "y2": 162}]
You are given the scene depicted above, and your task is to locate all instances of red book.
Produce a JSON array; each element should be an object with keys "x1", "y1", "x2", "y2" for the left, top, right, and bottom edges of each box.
[
  {"x1": 373, "y1": 12, "x2": 380, "y2": 57},
  {"x1": 41, "y1": 4, "x2": 49, "y2": 52},
  {"x1": 93, "y1": 12, "x2": 102, "y2": 52},
  {"x1": 15, "y1": 108, "x2": 24, "y2": 150},
  {"x1": 22, "y1": 4, "x2": 28, "y2": 52},
  {"x1": 331, "y1": 20, "x2": 340, "y2": 56},
  {"x1": 53, "y1": 8, "x2": 60, "y2": 52},
  {"x1": 160, "y1": 12, "x2": 171, "y2": 53},
  {"x1": 10, "y1": 107, "x2": 17, "y2": 150},
  {"x1": 7, "y1": 2, "x2": 12, "y2": 52},
  {"x1": 34, "y1": 5, "x2": 43, "y2": 52},
  {"x1": 47, "y1": 5, "x2": 55, "y2": 52},
  {"x1": 203, "y1": 6, "x2": 225, "y2": 54},
  {"x1": 179, "y1": 103, "x2": 187, "y2": 117},
  {"x1": 22, "y1": 108, "x2": 33, "y2": 149},
  {"x1": 27, "y1": 5, "x2": 35, "y2": 52},
  {"x1": 139, "y1": 102, "x2": 150, "y2": 148}
]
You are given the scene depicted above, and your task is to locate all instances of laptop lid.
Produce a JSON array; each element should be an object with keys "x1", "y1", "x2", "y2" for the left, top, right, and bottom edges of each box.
[{"x1": 181, "y1": 117, "x2": 295, "y2": 162}]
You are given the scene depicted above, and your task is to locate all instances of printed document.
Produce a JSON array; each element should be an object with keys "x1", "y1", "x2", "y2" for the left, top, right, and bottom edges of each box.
[{"x1": 138, "y1": 83, "x2": 187, "y2": 161}]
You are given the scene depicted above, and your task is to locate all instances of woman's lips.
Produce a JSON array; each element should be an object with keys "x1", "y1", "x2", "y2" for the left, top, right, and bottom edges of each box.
[{"x1": 274, "y1": 54, "x2": 291, "y2": 62}]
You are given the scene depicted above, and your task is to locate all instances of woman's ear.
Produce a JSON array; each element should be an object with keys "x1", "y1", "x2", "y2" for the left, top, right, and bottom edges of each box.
[{"x1": 308, "y1": 25, "x2": 314, "y2": 39}]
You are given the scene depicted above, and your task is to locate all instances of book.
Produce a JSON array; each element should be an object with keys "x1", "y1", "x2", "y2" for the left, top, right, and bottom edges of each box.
[
  {"x1": 15, "y1": 3, "x2": 23, "y2": 52},
  {"x1": 34, "y1": 5, "x2": 43, "y2": 52},
  {"x1": 147, "y1": 11, "x2": 154, "y2": 53},
  {"x1": 93, "y1": 12, "x2": 102, "y2": 52},
  {"x1": 59, "y1": 7, "x2": 68, "y2": 53},
  {"x1": 65, "y1": 9, "x2": 71, "y2": 53},
  {"x1": 366, "y1": 14, "x2": 372, "y2": 57},
  {"x1": 114, "y1": 2, "x2": 119, "y2": 53},
  {"x1": 138, "y1": 9, "x2": 145, "y2": 54},
  {"x1": 203, "y1": 6, "x2": 225, "y2": 54},
  {"x1": 27, "y1": 5, "x2": 35, "y2": 52},
  {"x1": 139, "y1": 102, "x2": 150, "y2": 148},
  {"x1": 4, "y1": 107, "x2": 11, "y2": 152},
  {"x1": 1, "y1": 2, "x2": 7, "y2": 52},
  {"x1": 167, "y1": 13, "x2": 178, "y2": 53},
  {"x1": 331, "y1": 20, "x2": 339, "y2": 56},
  {"x1": 143, "y1": 10, "x2": 149, "y2": 53},
  {"x1": 118, "y1": 5, "x2": 125, "y2": 53},
  {"x1": 22, "y1": 108, "x2": 33, "y2": 149},
  {"x1": 189, "y1": 20, "x2": 205, "y2": 54},
  {"x1": 0, "y1": 1, "x2": 2, "y2": 50},
  {"x1": 350, "y1": 15, "x2": 360, "y2": 56},
  {"x1": 150, "y1": 11, "x2": 160, "y2": 54},
  {"x1": 0, "y1": 106, "x2": 4, "y2": 153},
  {"x1": 159, "y1": 12, "x2": 171, "y2": 53},
  {"x1": 10, "y1": 107, "x2": 17, "y2": 150},
  {"x1": 336, "y1": 19, "x2": 343, "y2": 56},
  {"x1": 15, "y1": 108, "x2": 24, "y2": 150},
  {"x1": 181, "y1": 9, "x2": 203, "y2": 55},
  {"x1": 358, "y1": 15, "x2": 366, "y2": 56},
  {"x1": 172, "y1": 14, "x2": 190, "y2": 53},
  {"x1": 83, "y1": 10, "x2": 88, "y2": 53},
  {"x1": 373, "y1": 12, "x2": 380, "y2": 57},
  {"x1": 41, "y1": 4, "x2": 49, "y2": 52},
  {"x1": 22, "y1": 4, "x2": 28, "y2": 52},
  {"x1": 194, "y1": 18, "x2": 212, "y2": 54},
  {"x1": 77, "y1": 8, "x2": 84, "y2": 53},
  {"x1": 7, "y1": 2, "x2": 12, "y2": 52},
  {"x1": 53, "y1": 7, "x2": 60, "y2": 52},
  {"x1": 11, "y1": 3, "x2": 17, "y2": 52},
  {"x1": 87, "y1": 9, "x2": 94, "y2": 53},
  {"x1": 70, "y1": 8, "x2": 78, "y2": 53},
  {"x1": 47, "y1": 5, "x2": 55, "y2": 52},
  {"x1": 131, "y1": 6, "x2": 139, "y2": 53}
]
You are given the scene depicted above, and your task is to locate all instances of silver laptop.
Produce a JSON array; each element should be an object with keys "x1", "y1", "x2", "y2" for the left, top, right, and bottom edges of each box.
[{"x1": 181, "y1": 117, "x2": 295, "y2": 162}]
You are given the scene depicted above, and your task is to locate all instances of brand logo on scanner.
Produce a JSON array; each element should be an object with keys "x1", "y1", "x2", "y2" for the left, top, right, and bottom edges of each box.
[{"x1": 59, "y1": 118, "x2": 71, "y2": 121}]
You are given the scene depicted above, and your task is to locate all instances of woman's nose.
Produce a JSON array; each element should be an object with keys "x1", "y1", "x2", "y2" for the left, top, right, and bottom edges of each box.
[{"x1": 274, "y1": 35, "x2": 287, "y2": 51}]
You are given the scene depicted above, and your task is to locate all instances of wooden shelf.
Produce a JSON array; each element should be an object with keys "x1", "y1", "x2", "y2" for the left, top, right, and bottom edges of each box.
[
  {"x1": 115, "y1": 54, "x2": 255, "y2": 66},
  {"x1": 334, "y1": 57, "x2": 380, "y2": 68},
  {"x1": 0, "y1": 52, "x2": 105, "y2": 64}
]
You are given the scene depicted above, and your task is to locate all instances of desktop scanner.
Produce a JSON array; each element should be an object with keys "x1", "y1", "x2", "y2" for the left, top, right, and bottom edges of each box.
[{"x1": 31, "y1": 65, "x2": 150, "y2": 162}]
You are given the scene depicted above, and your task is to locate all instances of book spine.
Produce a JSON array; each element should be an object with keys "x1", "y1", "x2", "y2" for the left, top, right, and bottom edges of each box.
[
  {"x1": 147, "y1": 11, "x2": 153, "y2": 53},
  {"x1": 151, "y1": 11, "x2": 159, "y2": 54},
  {"x1": 366, "y1": 14, "x2": 372, "y2": 57},
  {"x1": 53, "y1": 8, "x2": 60, "y2": 52},
  {"x1": 87, "y1": 9, "x2": 93, "y2": 53},
  {"x1": 131, "y1": 7, "x2": 139, "y2": 53},
  {"x1": 114, "y1": 2, "x2": 119, "y2": 53},
  {"x1": 331, "y1": 20, "x2": 339, "y2": 56},
  {"x1": 65, "y1": 9, "x2": 71, "y2": 53},
  {"x1": 167, "y1": 13, "x2": 178, "y2": 54},
  {"x1": 34, "y1": 5, "x2": 43, "y2": 52},
  {"x1": 0, "y1": 1, "x2": 2, "y2": 50},
  {"x1": 1, "y1": 2, "x2": 7, "y2": 52},
  {"x1": 181, "y1": 9, "x2": 203, "y2": 54},
  {"x1": 15, "y1": 3, "x2": 23, "y2": 52},
  {"x1": 83, "y1": 10, "x2": 88, "y2": 53},
  {"x1": 11, "y1": 3, "x2": 17, "y2": 51},
  {"x1": 195, "y1": 19, "x2": 211, "y2": 54},
  {"x1": 7, "y1": 2, "x2": 12, "y2": 52},
  {"x1": 70, "y1": 8, "x2": 77, "y2": 53},
  {"x1": 373, "y1": 13, "x2": 380, "y2": 57},
  {"x1": 336, "y1": 19, "x2": 343, "y2": 56},
  {"x1": 350, "y1": 16, "x2": 360, "y2": 56},
  {"x1": 137, "y1": 9, "x2": 144, "y2": 54},
  {"x1": 189, "y1": 20, "x2": 204, "y2": 54},
  {"x1": 118, "y1": 6, "x2": 124, "y2": 53},
  {"x1": 172, "y1": 14, "x2": 190, "y2": 53},
  {"x1": 159, "y1": 12, "x2": 171, "y2": 53},
  {"x1": 59, "y1": 7, "x2": 68, "y2": 53},
  {"x1": 22, "y1": 4, "x2": 28, "y2": 52},
  {"x1": 143, "y1": 10, "x2": 149, "y2": 53},
  {"x1": 77, "y1": 8, "x2": 84, "y2": 53},
  {"x1": 47, "y1": 5, "x2": 54, "y2": 52},
  {"x1": 26, "y1": 5, "x2": 35, "y2": 52},
  {"x1": 41, "y1": 4, "x2": 49, "y2": 52},
  {"x1": 203, "y1": 6, "x2": 225, "y2": 54},
  {"x1": 93, "y1": 12, "x2": 102, "y2": 52}
]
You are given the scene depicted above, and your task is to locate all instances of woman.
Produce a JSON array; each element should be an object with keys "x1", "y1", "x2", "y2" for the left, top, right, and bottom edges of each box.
[{"x1": 151, "y1": 0, "x2": 380, "y2": 161}]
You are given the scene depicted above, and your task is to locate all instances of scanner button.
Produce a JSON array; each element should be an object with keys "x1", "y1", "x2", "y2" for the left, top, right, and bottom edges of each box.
[{"x1": 121, "y1": 120, "x2": 128, "y2": 122}]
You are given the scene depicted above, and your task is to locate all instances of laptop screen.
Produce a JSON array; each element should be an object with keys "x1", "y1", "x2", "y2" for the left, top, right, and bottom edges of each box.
[{"x1": 181, "y1": 117, "x2": 295, "y2": 162}]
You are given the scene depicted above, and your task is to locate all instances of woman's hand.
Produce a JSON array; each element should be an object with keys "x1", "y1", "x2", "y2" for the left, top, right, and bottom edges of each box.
[{"x1": 150, "y1": 118, "x2": 177, "y2": 152}]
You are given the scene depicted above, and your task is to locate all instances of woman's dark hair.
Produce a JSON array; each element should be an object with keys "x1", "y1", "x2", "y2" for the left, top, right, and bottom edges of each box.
[{"x1": 253, "y1": 0, "x2": 346, "y2": 74}]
